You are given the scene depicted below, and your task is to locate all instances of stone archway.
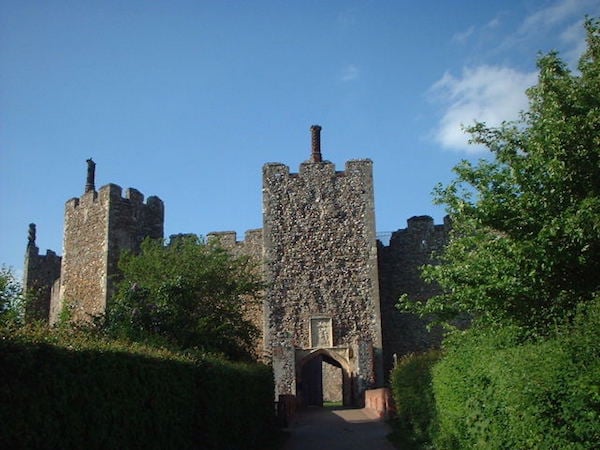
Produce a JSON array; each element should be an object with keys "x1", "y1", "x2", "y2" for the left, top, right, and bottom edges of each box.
[{"x1": 296, "y1": 349, "x2": 352, "y2": 407}]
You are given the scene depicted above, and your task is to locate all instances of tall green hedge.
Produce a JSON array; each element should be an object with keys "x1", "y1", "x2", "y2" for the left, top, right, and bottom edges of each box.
[
  {"x1": 389, "y1": 349, "x2": 441, "y2": 449},
  {"x1": 0, "y1": 326, "x2": 276, "y2": 449},
  {"x1": 432, "y1": 298, "x2": 600, "y2": 449}
]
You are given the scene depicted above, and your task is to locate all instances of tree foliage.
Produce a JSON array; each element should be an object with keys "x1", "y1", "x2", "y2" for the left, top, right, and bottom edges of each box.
[
  {"x1": 405, "y1": 19, "x2": 600, "y2": 331},
  {"x1": 431, "y1": 298, "x2": 600, "y2": 449},
  {"x1": 106, "y1": 235, "x2": 263, "y2": 360},
  {"x1": 0, "y1": 266, "x2": 25, "y2": 326}
]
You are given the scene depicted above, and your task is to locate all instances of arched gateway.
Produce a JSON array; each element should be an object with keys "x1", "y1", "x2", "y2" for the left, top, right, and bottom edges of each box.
[{"x1": 297, "y1": 348, "x2": 352, "y2": 407}]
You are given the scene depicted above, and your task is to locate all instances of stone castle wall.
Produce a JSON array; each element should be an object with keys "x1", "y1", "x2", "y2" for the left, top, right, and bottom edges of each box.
[
  {"x1": 52, "y1": 183, "x2": 163, "y2": 324},
  {"x1": 262, "y1": 158, "x2": 382, "y2": 398},
  {"x1": 23, "y1": 227, "x2": 62, "y2": 321},
  {"x1": 378, "y1": 215, "x2": 450, "y2": 377},
  {"x1": 105, "y1": 186, "x2": 164, "y2": 302},
  {"x1": 207, "y1": 229, "x2": 265, "y2": 357},
  {"x1": 54, "y1": 188, "x2": 110, "y2": 323}
]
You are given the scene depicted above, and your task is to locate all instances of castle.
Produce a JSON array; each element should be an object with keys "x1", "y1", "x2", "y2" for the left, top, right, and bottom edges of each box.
[{"x1": 24, "y1": 126, "x2": 449, "y2": 406}]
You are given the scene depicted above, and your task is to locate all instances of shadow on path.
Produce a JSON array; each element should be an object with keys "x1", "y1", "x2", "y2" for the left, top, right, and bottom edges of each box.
[{"x1": 283, "y1": 406, "x2": 397, "y2": 450}]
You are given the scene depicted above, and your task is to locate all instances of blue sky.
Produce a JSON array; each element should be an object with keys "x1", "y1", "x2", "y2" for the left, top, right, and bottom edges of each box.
[{"x1": 2, "y1": 0, "x2": 599, "y2": 274}]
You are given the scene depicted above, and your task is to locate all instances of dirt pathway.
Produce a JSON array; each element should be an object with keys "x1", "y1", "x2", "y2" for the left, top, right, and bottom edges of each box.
[{"x1": 282, "y1": 407, "x2": 397, "y2": 450}]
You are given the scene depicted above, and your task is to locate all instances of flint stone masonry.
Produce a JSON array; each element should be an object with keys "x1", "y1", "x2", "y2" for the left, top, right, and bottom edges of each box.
[
  {"x1": 263, "y1": 158, "x2": 383, "y2": 403},
  {"x1": 50, "y1": 183, "x2": 163, "y2": 324},
  {"x1": 322, "y1": 362, "x2": 343, "y2": 402}
]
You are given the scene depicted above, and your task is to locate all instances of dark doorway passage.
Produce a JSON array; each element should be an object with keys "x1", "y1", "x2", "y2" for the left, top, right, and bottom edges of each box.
[
  {"x1": 301, "y1": 355, "x2": 323, "y2": 406},
  {"x1": 299, "y1": 353, "x2": 344, "y2": 407}
]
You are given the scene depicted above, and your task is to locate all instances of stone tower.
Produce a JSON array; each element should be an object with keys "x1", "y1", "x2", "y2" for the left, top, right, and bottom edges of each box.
[
  {"x1": 23, "y1": 223, "x2": 62, "y2": 321},
  {"x1": 49, "y1": 159, "x2": 164, "y2": 323},
  {"x1": 263, "y1": 126, "x2": 383, "y2": 406}
]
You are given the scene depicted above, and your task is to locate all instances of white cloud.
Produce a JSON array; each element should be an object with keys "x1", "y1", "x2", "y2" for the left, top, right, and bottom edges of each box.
[
  {"x1": 519, "y1": 0, "x2": 589, "y2": 33},
  {"x1": 516, "y1": 0, "x2": 598, "y2": 60},
  {"x1": 560, "y1": 18, "x2": 588, "y2": 65},
  {"x1": 485, "y1": 17, "x2": 501, "y2": 29},
  {"x1": 495, "y1": 0, "x2": 598, "y2": 66},
  {"x1": 430, "y1": 66, "x2": 537, "y2": 153},
  {"x1": 452, "y1": 26, "x2": 475, "y2": 44},
  {"x1": 340, "y1": 64, "x2": 359, "y2": 82}
]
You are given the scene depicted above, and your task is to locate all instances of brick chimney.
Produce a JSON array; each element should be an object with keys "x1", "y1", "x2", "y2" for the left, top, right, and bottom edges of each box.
[
  {"x1": 310, "y1": 125, "x2": 322, "y2": 162},
  {"x1": 85, "y1": 158, "x2": 96, "y2": 193}
]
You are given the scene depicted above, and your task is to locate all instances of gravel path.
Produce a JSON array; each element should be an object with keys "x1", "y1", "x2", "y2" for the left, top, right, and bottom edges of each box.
[{"x1": 282, "y1": 407, "x2": 397, "y2": 450}]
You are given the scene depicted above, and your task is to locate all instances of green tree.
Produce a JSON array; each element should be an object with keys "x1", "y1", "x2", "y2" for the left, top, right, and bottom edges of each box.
[
  {"x1": 106, "y1": 235, "x2": 263, "y2": 360},
  {"x1": 0, "y1": 266, "x2": 25, "y2": 326},
  {"x1": 405, "y1": 19, "x2": 600, "y2": 331}
]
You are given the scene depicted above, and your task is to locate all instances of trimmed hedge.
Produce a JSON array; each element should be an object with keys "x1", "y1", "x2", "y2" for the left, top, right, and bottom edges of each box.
[
  {"x1": 0, "y1": 326, "x2": 276, "y2": 449},
  {"x1": 433, "y1": 298, "x2": 600, "y2": 449},
  {"x1": 390, "y1": 349, "x2": 442, "y2": 449}
]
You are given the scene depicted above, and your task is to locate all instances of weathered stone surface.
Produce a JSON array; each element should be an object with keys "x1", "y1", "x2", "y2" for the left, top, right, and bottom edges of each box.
[
  {"x1": 378, "y1": 215, "x2": 450, "y2": 377},
  {"x1": 23, "y1": 224, "x2": 62, "y2": 322},
  {"x1": 51, "y1": 181, "x2": 163, "y2": 324},
  {"x1": 263, "y1": 157, "x2": 383, "y2": 404},
  {"x1": 24, "y1": 131, "x2": 449, "y2": 408},
  {"x1": 322, "y1": 362, "x2": 342, "y2": 402},
  {"x1": 207, "y1": 229, "x2": 265, "y2": 357}
]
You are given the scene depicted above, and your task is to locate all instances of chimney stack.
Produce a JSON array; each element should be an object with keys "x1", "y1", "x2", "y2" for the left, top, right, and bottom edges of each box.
[
  {"x1": 310, "y1": 125, "x2": 322, "y2": 162},
  {"x1": 85, "y1": 158, "x2": 96, "y2": 193}
]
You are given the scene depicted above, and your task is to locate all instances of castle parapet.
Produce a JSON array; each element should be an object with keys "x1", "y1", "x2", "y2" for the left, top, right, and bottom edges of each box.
[
  {"x1": 263, "y1": 162, "x2": 290, "y2": 179},
  {"x1": 345, "y1": 159, "x2": 373, "y2": 176},
  {"x1": 66, "y1": 184, "x2": 164, "y2": 210},
  {"x1": 208, "y1": 231, "x2": 238, "y2": 247},
  {"x1": 386, "y1": 215, "x2": 450, "y2": 249},
  {"x1": 299, "y1": 160, "x2": 336, "y2": 176},
  {"x1": 407, "y1": 215, "x2": 435, "y2": 233},
  {"x1": 125, "y1": 187, "x2": 144, "y2": 203},
  {"x1": 264, "y1": 159, "x2": 373, "y2": 181},
  {"x1": 207, "y1": 229, "x2": 263, "y2": 258}
]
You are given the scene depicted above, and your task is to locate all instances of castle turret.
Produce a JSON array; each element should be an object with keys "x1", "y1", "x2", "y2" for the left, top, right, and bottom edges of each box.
[
  {"x1": 23, "y1": 223, "x2": 62, "y2": 322},
  {"x1": 50, "y1": 161, "x2": 164, "y2": 324}
]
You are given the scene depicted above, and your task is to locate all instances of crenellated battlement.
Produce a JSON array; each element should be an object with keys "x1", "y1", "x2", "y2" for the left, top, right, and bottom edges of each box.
[
  {"x1": 208, "y1": 230, "x2": 238, "y2": 246},
  {"x1": 263, "y1": 159, "x2": 373, "y2": 181},
  {"x1": 208, "y1": 229, "x2": 262, "y2": 245},
  {"x1": 385, "y1": 215, "x2": 450, "y2": 250},
  {"x1": 66, "y1": 183, "x2": 164, "y2": 210},
  {"x1": 207, "y1": 229, "x2": 263, "y2": 262}
]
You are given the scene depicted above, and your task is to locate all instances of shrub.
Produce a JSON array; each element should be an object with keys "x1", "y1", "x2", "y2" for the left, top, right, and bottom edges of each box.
[
  {"x1": 0, "y1": 324, "x2": 277, "y2": 449},
  {"x1": 389, "y1": 349, "x2": 442, "y2": 449},
  {"x1": 432, "y1": 300, "x2": 600, "y2": 449}
]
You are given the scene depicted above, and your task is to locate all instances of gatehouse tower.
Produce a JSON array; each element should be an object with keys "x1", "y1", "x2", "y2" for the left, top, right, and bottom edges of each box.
[{"x1": 263, "y1": 125, "x2": 383, "y2": 405}]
